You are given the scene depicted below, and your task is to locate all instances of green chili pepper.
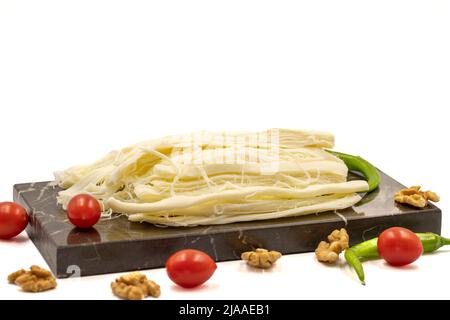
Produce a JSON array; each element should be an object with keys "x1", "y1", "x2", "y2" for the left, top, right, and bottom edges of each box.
[
  {"x1": 418, "y1": 232, "x2": 450, "y2": 252},
  {"x1": 344, "y1": 249, "x2": 366, "y2": 285},
  {"x1": 345, "y1": 233, "x2": 450, "y2": 285},
  {"x1": 347, "y1": 238, "x2": 379, "y2": 260},
  {"x1": 326, "y1": 150, "x2": 381, "y2": 192}
]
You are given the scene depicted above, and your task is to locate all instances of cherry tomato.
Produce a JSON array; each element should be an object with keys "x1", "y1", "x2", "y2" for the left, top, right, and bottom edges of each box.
[
  {"x1": 67, "y1": 194, "x2": 101, "y2": 228},
  {"x1": 166, "y1": 249, "x2": 217, "y2": 288},
  {"x1": 0, "y1": 202, "x2": 29, "y2": 239},
  {"x1": 377, "y1": 227, "x2": 423, "y2": 266}
]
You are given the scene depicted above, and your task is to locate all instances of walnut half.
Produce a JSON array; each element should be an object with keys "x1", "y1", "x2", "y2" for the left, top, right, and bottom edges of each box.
[
  {"x1": 395, "y1": 186, "x2": 440, "y2": 208},
  {"x1": 8, "y1": 265, "x2": 57, "y2": 293},
  {"x1": 241, "y1": 248, "x2": 282, "y2": 269},
  {"x1": 315, "y1": 228, "x2": 349, "y2": 263},
  {"x1": 111, "y1": 272, "x2": 160, "y2": 300}
]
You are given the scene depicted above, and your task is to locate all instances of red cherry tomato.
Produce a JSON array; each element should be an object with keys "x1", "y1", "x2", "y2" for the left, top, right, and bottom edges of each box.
[
  {"x1": 166, "y1": 249, "x2": 217, "y2": 288},
  {"x1": 377, "y1": 227, "x2": 423, "y2": 266},
  {"x1": 67, "y1": 194, "x2": 101, "y2": 228},
  {"x1": 0, "y1": 202, "x2": 29, "y2": 239}
]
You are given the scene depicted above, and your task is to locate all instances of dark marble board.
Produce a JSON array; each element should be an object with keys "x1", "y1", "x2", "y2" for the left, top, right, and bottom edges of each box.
[{"x1": 13, "y1": 171, "x2": 441, "y2": 278}]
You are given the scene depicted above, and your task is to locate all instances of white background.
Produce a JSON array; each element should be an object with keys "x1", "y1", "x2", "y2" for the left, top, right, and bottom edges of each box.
[{"x1": 1, "y1": 0, "x2": 449, "y2": 300}]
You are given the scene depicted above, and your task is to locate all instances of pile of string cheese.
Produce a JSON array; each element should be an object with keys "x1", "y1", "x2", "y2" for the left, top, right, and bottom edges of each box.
[{"x1": 55, "y1": 129, "x2": 368, "y2": 226}]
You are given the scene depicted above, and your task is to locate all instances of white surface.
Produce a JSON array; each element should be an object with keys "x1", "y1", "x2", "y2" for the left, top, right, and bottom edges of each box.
[
  {"x1": 2, "y1": 233, "x2": 450, "y2": 300},
  {"x1": 0, "y1": 0, "x2": 449, "y2": 300}
]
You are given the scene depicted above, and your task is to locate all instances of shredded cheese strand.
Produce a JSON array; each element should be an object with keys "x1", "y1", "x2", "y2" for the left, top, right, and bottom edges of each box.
[{"x1": 55, "y1": 129, "x2": 368, "y2": 226}]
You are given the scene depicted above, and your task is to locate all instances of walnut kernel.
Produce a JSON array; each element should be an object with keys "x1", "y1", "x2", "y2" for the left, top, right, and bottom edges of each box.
[
  {"x1": 315, "y1": 228, "x2": 349, "y2": 263},
  {"x1": 241, "y1": 248, "x2": 282, "y2": 269},
  {"x1": 7, "y1": 269, "x2": 26, "y2": 284},
  {"x1": 395, "y1": 186, "x2": 440, "y2": 208},
  {"x1": 8, "y1": 265, "x2": 57, "y2": 292},
  {"x1": 111, "y1": 272, "x2": 160, "y2": 300}
]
